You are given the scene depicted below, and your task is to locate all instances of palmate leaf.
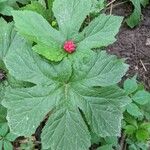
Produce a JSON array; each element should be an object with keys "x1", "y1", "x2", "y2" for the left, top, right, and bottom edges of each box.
[
  {"x1": 12, "y1": 0, "x2": 123, "y2": 62},
  {"x1": 0, "y1": 123, "x2": 17, "y2": 150},
  {"x1": 0, "y1": 18, "x2": 15, "y2": 123},
  {"x1": 0, "y1": 104, "x2": 7, "y2": 123},
  {"x1": 52, "y1": 0, "x2": 92, "y2": 39},
  {"x1": 3, "y1": 140, "x2": 13, "y2": 150},
  {"x1": 2, "y1": 35, "x2": 130, "y2": 150},
  {"x1": 0, "y1": 18, "x2": 31, "y2": 124},
  {"x1": 0, "y1": 0, "x2": 30, "y2": 16},
  {"x1": 42, "y1": 106, "x2": 91, "y2": 150},
  {"x1": 76, "y1": 14, "x2": 123, "y2": 49},
  {"x1": 0, "y1": 18, "x2": 15, "y2": 60},
  {"x1": 0, "y1": 3, "x2": 13, "y2": 16},
  {"x1": 0, "y1": 83, "x2": 5, "y2": 102},
  {"x1": 126, "y1": 0, "x2": 149, "y2": 28},
  {"x1": 72, "y1": 85, "x2": 130, "y2": 137},
  {"x1": 21, "y1": 1, "x2": 50, "y2": 21},
  {"x1": 90, "y1": 0, "x2": 106, "y2": 13},
  {"x1": 0, "y1": 83, "x2": 7, "y2": 123},
  {"x1": 12, "y1": 10, "x2": 66, "y2": 61}
]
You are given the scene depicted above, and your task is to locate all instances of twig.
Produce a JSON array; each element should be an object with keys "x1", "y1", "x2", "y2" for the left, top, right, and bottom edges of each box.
[
  {"x1": 140, "y1": 59, "x2": 147, "y2": 72},
  {"x1": 132, "y1": 42, "x2": 139, "y2": 71},
  {"x1": 106, "y1": 0, "x2": 117, "y2": 7},
  {"x1": 106, "y1": 0, "x2": 129, "y2": 10},
  {"x1": 120, "y1": 134, "x2": 126, "y2": 150},
  {"x1": 124, "y1": 142, "x2": 127, "y2": 150},
  {"x1": 110, "y1": 4, "x2": 113, "y2": 15}
]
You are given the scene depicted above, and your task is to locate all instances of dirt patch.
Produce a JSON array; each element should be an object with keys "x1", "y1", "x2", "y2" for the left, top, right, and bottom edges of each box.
[{"x1": 107, "y1": 3, "x2": 150, "y2": 90}]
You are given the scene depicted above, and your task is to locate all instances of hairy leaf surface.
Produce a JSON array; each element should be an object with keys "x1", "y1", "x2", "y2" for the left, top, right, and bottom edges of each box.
[
  {"x1": 2, "y1": 34, "x2": 130, "y2": 149},
  {"x1": 12, "y1": 1, "x2": 123, "y2": 62},
  {"x1": 12, "y1": 10, "x2": 66, "y2": 61},
  {"x1": 76, "y1": 14, "x2": 123, "y2": 49},
  {"x1": 52, "y1": 0, "x2": 92, "y2": 39},
  {"x1": 42, "y1": 107, "x2": 91, "y2": 150},
  {"x1": 0, "y1": 18, "x2": 15, "y2": 60}
]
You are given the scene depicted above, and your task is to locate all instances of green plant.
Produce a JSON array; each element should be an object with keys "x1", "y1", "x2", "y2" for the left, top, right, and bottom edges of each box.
[
  {"x1": 11, "y1": 0, "x2": 124, "y2": 62},
  {"x1": 0, "y1": 18, "x2": 15, "y2": 128},
  {"x1": 21, "y1": 1, "x2": 52, "y2": 22},
  {"x1": 0, "y1": 0, "x2": 30, "y2": 16},
  {"x1": 126, "y1": 0, "x2": 149, "y2": 28},
  {"x1": 0, "y1": 18, "x2": 32, "y2": 112},
  {"x1": 123, "y1": 76, "x2": 150, "y2": 118},
  {"x1": 0, "y1": 0, "x2": 132, "y2": 149},
  {"x1": 92, "y1": 134, "x2": 119, "y2": 150},
  {"x1": 123, "y1": 76, "x2": 150, "y2": 149},
  {"x1": 0, "y1": 123, "x2": 17, "y2": 150},
  {"x1": 20, "y1": 137, "x2": 35, "y2": 150},
  {"x1": 89, "y1": 77, "x2": 150, "y2": 149},
  {"x1": 91, "y1": 0, "x2": 106, "y2": 13}
]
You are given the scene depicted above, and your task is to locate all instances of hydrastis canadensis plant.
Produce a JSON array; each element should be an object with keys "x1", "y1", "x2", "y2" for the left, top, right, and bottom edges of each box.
[{"x1": 2, "y1": 0, "x2": 131, "y2": 149}]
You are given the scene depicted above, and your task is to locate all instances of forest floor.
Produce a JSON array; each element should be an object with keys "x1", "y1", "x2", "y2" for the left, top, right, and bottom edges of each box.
[{"x1": 107, "y1": 2, "x2": 150, "y2": 90}]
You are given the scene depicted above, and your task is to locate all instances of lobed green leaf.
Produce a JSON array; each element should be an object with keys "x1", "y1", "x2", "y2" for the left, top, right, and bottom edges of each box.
[
  {"x1": 76, "y1": 14, "x2": 123, "y2": 49},
  {"x1": 53, "y1": 0, "x2": 92, "y2": 39},
  {"x1": 126, "y1": 0, "x2": 149, "y2": 28},
  {"x1": 2, "y1": 34, "x2": 130, "y2": 149}
]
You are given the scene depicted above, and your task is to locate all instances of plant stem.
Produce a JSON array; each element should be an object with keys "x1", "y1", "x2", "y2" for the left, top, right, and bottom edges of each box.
[
  {"x1": 120, "y1": 134, "x2": 126, "y2": 150},
  {"x1": 106, "y1": 0, "x2": 129, "y2": 10},
  {"x1": 110, "y1": 4, "x2": 113, "y2": 15},
  {"x1": 106, "y1": 0, "x2": 117, "y2": 7}
]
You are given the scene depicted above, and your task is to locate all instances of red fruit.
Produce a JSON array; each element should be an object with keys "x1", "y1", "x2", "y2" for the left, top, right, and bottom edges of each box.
[{"x1": 63, "y1": 40, "x2": 76, "y2": 53}]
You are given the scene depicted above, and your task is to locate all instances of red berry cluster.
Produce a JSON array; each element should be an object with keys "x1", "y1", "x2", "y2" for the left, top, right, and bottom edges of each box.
[{"x1": 63, "y1": 40, "x2": 76, "y2": 53}]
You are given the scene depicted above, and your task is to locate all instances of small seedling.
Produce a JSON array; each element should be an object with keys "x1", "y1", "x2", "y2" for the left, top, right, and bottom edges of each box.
[
  {"x1": 20, "y1": 136, "x2": 36, "y2": 150},
  {"x1": 0, "y1": 123, "x2": 17, "y2": 150},
  {"x1": 123, "y1": 76, "x2": 150, "y2": 149}
]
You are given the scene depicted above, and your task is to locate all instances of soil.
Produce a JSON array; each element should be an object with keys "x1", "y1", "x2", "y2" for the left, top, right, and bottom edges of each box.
[{"x1": 107, "y1": 2, "x2": 150, "y2": 90}]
